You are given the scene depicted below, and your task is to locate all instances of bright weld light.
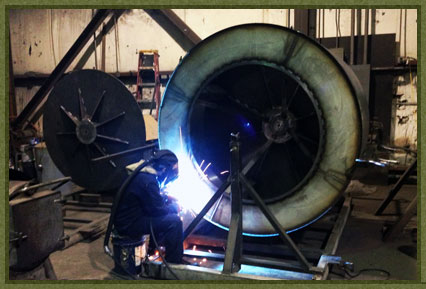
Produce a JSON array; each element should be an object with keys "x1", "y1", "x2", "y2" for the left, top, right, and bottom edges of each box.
[
  {"x1": 161, "y1": 126, "x2": 216, "y2": 213},
  {"x1": 164, "y1": 150, "x2": 214, "y2": 213}
]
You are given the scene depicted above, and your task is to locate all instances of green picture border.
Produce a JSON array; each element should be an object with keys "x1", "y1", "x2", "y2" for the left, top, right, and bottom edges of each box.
[{"x1": 1, "y1": 1, "x2": 424, "y2": 288}]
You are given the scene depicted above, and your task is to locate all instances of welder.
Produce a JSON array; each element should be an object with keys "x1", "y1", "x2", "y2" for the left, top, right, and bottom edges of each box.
[{"x1": 113, "y1": 150, "x2": 183, "y2": 264}]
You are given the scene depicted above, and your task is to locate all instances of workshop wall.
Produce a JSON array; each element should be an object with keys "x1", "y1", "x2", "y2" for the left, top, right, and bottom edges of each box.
[{"x1": 9, "y1": 9, "x2": 417, "y2": 149}]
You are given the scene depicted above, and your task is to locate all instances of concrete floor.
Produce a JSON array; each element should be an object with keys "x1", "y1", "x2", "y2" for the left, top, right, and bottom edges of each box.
[
  {"x1": 331, "y1": 183, "x2": 417, "y2": 280},
  {"x1": 49, "y1": 183, "x2": 417, "y2": 280}
]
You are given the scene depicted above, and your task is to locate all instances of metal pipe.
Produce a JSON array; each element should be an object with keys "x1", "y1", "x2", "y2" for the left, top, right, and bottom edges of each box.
[
  {"x1": 322, "y1": 9, "x2": 324, "y2": 39},
  {"x1": 399, "y1": 9, "x2": 403, "y2": 56},
  {"x1": 9, "y1": 34, "x2": 17, "y2": 119},
  {"x1": 375, "y1": 158, "x2": 417, "y2": 215},
  {"x1": 371, "y1": 9, "x2": 376, "y2": 35},
  {"x1": 363, "y1": 9, "x2": 369, "y2": 64},
  {"x1": 317, "y1": 9, "x2": 320, "y2": 39},
  {"x1": 101, "y1": 24, "x2": 106, "y2": 71},
  {"x1": 12, "y1": 9, "x2": 111, "y2": 130},
  {"x1": 92, "y1": 9, "x2": 98, "y2": 70},
  {"x1": 356, "y1": 9, "x2": 362, "y2": 36},
  {"x1": 404, "y1": 9, "x2": 407, "y2": 58},
  {"x1": 90, "y1": 142, "x2": 157, "y2": 162},
  {"x1": 350, "y1": 9, "x2": 355, "y2": 65},
  {"x1": 287, "y1": 9, "x2": 291, "y2": 28},
  {"x1": 9, "y1": 176, "x2": 72, "y2": 199}
]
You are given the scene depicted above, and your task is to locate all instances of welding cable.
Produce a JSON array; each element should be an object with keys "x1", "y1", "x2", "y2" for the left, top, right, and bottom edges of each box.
[
  {"x1": 345, "y1": 268, "x2": 390, "y2": 280},
  {"x1": 149, "y1": 220, "x2": 180, "y2": 280},
  {"x1": 331, "y1": 267, "x2": 391, "y2": 280},
  {"x1": 103, "y1": 159, "x2": 155, "y2": 280},
  {"x1": 104, "y1": 159, "x2": 152, "y2": 257}
]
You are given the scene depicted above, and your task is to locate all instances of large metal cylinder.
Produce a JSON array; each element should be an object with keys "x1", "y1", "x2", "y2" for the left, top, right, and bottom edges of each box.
[{"x1": 159, "y1": 24, "x2": 366, "y2": 236}]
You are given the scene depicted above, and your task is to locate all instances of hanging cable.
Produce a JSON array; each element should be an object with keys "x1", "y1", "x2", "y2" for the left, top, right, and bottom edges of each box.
[
  {"x1": 103, "y1": 159, "x2": 151, "y2": 280},
  {"x1": 335, "y1": 9, "x2": 339, "y2": 48},
  {"x1": 334, "y1": 9, "x2": 341, "y2": 47},
  {"x1": 338, "y1": 9, "x2": 341, "y2": 37}
]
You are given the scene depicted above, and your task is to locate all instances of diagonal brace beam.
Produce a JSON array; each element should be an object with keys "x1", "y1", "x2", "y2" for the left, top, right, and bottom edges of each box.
[{"x1": 144, "y1": 9, "x2": 201, "y2": 52}]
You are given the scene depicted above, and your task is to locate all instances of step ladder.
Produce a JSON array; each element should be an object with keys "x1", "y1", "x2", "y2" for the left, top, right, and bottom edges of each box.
[{"x1": 136, "y1": 50, "x2": 161, "y2": 119}]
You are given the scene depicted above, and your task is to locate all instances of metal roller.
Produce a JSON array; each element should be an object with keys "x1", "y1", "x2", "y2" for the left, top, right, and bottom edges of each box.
[
  {"x1": 43, "y1": 70, "x2": 146, "y2": 191},
  {"x1": 159, "y1": 24, "x2": 367, "y2": 236}
]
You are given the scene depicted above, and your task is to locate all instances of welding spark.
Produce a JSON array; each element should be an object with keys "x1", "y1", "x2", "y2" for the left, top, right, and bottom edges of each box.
[
  {"x1": 208, "y1": 250, "x2": 212, "y2": 253},
  {"x1": 202, "y1": 258, "x2": 207, "y2": 262},
  {"x1": 179, "y1": 126, "x2": 183, "y2": 149},
  {"x1": 202, "y1": 162, "x2": 211, "y2": 174},
  {"x1": 220, "y1": 170, "x2": 229, "y2": 175},
  {"x1": 192, "y1": 245, "x2": 197, "y2": 251},
  {"x1": 199, "y1": 160, "x2": 205, "y2": 169}
]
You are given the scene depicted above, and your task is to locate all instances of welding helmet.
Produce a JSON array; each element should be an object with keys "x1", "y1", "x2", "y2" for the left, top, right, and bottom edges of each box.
[{"x1": 151, "y1": 149, "x2": 179, "y2": 186}]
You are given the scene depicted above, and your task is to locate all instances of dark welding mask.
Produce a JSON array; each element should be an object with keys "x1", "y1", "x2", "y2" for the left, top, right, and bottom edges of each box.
[{"x1": 152, "y1": 150, "x2": 179, "y2": 186}]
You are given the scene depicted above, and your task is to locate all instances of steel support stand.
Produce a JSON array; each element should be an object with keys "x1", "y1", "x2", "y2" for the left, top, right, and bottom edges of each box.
[
  {"x1": 223, "y1": 133, "x2": 243, "y2": 273},
  {"x1": 375, "y1": 158, "x2": 417, "y2": 215},
  {"x1": 183, "y1": 133, "x2": 324, "y2": 275},
  {"x1": 239, "y1": 175, "x2": 313, "y2": 272}
]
